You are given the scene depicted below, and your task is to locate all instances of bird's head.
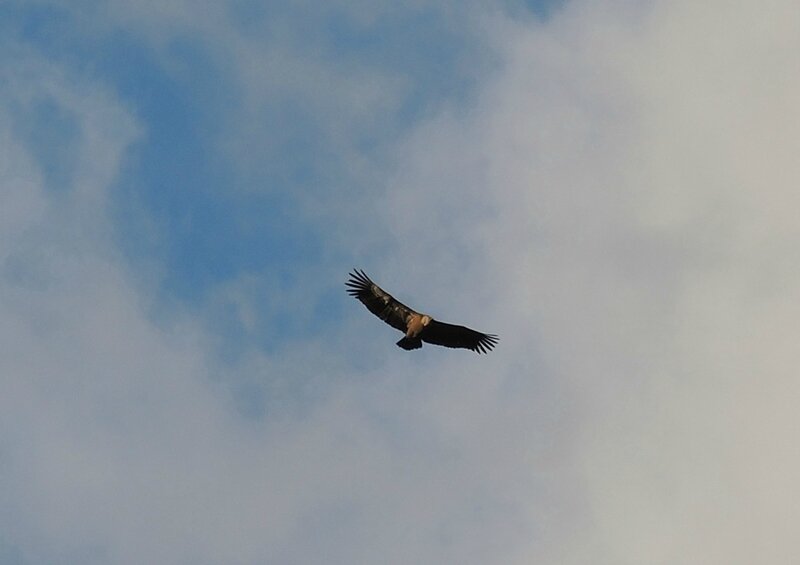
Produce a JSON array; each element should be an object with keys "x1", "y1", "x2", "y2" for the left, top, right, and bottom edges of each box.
[{"x1": 421, "y1": 315, "x2": 432, "y2": 326}]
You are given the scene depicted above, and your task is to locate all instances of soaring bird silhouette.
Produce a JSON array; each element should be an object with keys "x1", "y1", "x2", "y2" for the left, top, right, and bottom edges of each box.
[{"x1": 346, "y1": 269, "x2": 498, "y2": 354}]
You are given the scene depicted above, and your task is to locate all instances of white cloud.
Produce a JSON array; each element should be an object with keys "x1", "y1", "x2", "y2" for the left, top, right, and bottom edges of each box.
[{"x1": 385, "y1": 1, "x2": 800, "y2": 562}]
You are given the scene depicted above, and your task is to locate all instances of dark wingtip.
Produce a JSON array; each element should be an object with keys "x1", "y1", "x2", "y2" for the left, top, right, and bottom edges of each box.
[
  {"x1": 475, "y1": 333, "x2": 499, "y2": 354},
  {"x1": 346, "y1": 269, "x2": 374, "y2": 297}
]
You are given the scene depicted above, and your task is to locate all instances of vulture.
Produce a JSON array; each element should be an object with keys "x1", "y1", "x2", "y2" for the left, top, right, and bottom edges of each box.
[{"x1": 346, "y1": 269, "x2": 498, "y2": 354}]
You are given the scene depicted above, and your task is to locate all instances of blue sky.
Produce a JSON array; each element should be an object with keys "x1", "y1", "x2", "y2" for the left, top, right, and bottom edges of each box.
[
  {"x1": 3, "y1": 1, "x2": 545, "y2": 348},
  {"x1": 2, "y1": 1, "x2": 800, "y2": 564}
]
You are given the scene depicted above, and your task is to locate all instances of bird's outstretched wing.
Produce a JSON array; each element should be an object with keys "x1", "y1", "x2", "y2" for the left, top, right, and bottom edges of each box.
[
  {"x1": 346, "y1": 269, "x2": 417, "y2": 333},
  {"x1": 421, "y1": 320, "x2": 499, "y2": 354}
]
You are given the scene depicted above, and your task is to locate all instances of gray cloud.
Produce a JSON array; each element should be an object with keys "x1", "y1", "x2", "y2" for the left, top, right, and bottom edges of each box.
[{"x1": 384, "y1": 1, "x2": 800, "y2": 562}]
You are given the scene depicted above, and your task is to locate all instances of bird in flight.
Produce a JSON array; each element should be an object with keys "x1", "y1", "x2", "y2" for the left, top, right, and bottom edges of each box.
[{"x1": 346, "y1": 269, "x2": 498, "y2": 354}]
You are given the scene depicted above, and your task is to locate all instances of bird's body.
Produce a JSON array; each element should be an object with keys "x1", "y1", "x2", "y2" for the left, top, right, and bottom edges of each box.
[
  {"x1": 346, "y1": 269, "x2": 498, "y2": 354},
  {"x1": 395, "y1": 313, "x2": 431, "y2": 350},
  {"x1": 405, "y1": 313, "x2": 430, "y2": 338}
]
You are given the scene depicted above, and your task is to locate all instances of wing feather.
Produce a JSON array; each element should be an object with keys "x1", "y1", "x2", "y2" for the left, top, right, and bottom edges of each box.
[
  {"x1": 345, "y1": 269, "x2": 417, "y2": 333},
  {"x1": 420, "y1": 320, "x2": 499, "y2": 354}
]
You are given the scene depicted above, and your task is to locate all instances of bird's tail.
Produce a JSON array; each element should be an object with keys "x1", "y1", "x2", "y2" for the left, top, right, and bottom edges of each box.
[{"x1": 396, "y1": 337, "x2": 422, "y2": 350}]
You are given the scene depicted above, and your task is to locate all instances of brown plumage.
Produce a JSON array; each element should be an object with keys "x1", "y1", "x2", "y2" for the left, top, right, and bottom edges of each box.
[{"x1": 346, "y1": 269, "x2": 499, "y2": 354}]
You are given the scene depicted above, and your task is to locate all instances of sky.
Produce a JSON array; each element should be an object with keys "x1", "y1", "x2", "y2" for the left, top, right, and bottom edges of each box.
[{"x1": 1, "y1": 0, "x2": 799, "y2": 563}]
